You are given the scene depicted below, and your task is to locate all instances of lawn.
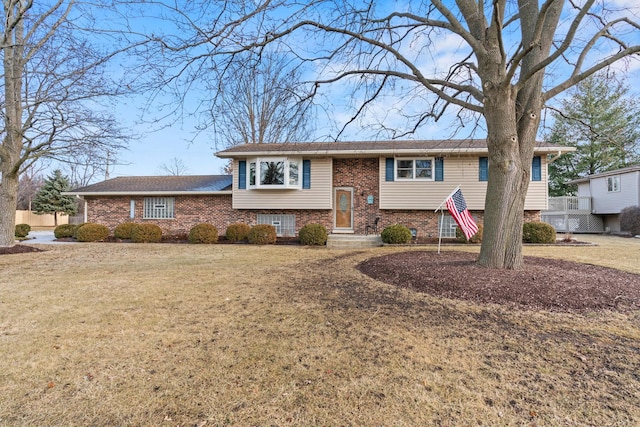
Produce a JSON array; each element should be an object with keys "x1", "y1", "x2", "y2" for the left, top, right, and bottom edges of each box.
[{"x1": 1, "y1": 236, "x2": 639, "y2": 426}]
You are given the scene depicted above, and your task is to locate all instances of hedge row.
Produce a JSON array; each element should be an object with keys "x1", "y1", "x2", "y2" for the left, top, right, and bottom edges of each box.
[
  {"x1": 51, "y1": 222, "x2": 330, "y2": 245},
  {"x1": 380, "y1": 221, "x2": 555, "y2": 244}
]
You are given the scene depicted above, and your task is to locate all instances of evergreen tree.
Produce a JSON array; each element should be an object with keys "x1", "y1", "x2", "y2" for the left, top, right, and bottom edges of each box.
[
  {"x1": 32, "y1": 170, "x2": 77, "y2": 226},
  {"x1": 547, "y1": 73, "x2": 640, "y2": 196}
]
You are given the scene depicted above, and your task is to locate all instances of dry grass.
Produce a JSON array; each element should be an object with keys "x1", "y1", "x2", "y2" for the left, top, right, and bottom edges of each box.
[{"x1": 1, "y1": 236, "x2": 639, "y2": 426}]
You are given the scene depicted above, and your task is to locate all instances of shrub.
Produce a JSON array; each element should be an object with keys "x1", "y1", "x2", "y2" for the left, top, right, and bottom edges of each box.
[
  {"x1": 299, "y1": 223, "x2": 328, "y2": 246},
  {"x1": 247, "y1": 224, "x2": 277, "y2": 245},
  {"x1": 381, "y1": 224, "x2": 412, "y2": 244},
  {"x1": 114, "y1": 222, "x2": 137, "y2": 240},
  {"x1": 188, "y1": 223, "x2": 219, "y2": 244},
  {"x1": 72, "y1": 223, "x2": 87, "y2": 239},
  {"x1": 522, "y1": 221, "x2": 556, "y2": 244},
  {"x1": 455, "y1": 223, "x2": 483, "y2": 243},
  {"x1": 75, "y1": 223, "x2": 110, "y2": 242},
  {"x1": 620, "y1": 205, "x2": 640, "y2": 236},
  {"x1": 225, "y1": 223, "x2": 251, "y2": 242},
  {"x1": 130, "y1": 223, "x2": 163, "y2": 243},
  {"x1": 15, "y1": 223, "x2": 31, "y2": 238},
  {"x1": 54, "y1": 223, "x2": 77, "y2": 239}
]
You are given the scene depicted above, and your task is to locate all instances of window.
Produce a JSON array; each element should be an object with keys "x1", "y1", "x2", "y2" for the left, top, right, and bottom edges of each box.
[
  {"x1": 144, "y1": 197, "x2": 174, "y2": 219},
  {"x1": 289, "y1": 161, "x2": 299, "y2": 186},
  {"x1": 245, "y1": 157, "x2": 303, "y2": 189},
  {"x1": 260, "y1": 160, "x2": 285, "y2": 185},
  {"x1": 438, "y1": 214, "x2": 458, "y2": 238},
  {"x1": 249, "y1": 162, "x2": 256, "y2": 186},
  {"x1": 396, "y1": 158, "x2": 433, "y2": 180},
  {"x1": 607, "y1": 176, "x2": 620, "y2": 192},
  {"x1": 479, "y1": 156, "x2": 541, "y2": 181},
  {"x1": 257, "y1": 214, "x2": 296, "y2": 237}
]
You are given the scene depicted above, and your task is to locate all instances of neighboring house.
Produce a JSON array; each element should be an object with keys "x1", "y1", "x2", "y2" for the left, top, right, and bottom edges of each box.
[
  {"x1": 543, "y1": 166, "x2": 640, "y2": 233},
  {"x1": 66, "y1": 140, "x2": 571, "y2": 239}
]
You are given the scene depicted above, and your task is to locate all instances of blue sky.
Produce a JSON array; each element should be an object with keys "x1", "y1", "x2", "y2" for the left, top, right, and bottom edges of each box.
[{"x1": 102, "y1": 0, "x2": 640, "y2": 179}]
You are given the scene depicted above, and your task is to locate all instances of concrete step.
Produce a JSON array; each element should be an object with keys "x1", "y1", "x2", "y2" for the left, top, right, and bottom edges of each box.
[{"x1": 326, "y1": 234, "x2": 383, "y2": 249}]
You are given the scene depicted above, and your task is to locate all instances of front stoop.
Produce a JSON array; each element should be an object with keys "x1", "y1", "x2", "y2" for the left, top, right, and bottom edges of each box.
[{"x1": 326, "y1": 234, "x2": 383, "y2": 249}]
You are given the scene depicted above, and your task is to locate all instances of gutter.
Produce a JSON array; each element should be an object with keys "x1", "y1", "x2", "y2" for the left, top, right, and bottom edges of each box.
[
  {"x1": 62, "y1": 191, "x2": 233, "y2": 197},
  {"x1": 216, "y1": 147, "x2": 572, "y2": 158}
]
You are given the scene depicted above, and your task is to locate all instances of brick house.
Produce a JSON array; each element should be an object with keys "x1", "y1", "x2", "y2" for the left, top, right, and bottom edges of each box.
[{"x1": 67, "y1": 140, "x2": 571, "y2": 238}]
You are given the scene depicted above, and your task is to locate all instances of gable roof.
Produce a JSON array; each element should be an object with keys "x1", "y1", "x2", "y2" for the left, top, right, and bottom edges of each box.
[
  {"x1": 567, "y1": 165, "x2": 640, "y2": 185},
  {"x1": 216, "y1": 139, "x2": 573, "y2": 158},
  {"x1": 66, "y1": 175, "x2": 232, "y2": 196}
]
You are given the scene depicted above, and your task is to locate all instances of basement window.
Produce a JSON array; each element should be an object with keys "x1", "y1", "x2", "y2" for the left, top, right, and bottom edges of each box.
[{"x1": 143, "y1": 197, "x2": 175, "y2": 219}]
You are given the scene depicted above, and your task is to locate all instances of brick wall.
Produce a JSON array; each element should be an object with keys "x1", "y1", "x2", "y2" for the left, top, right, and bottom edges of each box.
[{"x1": 85, "y1": 158, "x2": 541, "y2": 238}]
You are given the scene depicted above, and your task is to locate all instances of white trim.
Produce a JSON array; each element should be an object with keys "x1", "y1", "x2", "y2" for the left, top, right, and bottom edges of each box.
[
  {"x1": 63, "y1": 191, "x2": 232, "y2": 196},
  {"x1": 218, "y1": 147, "x2": 573, "y2": 158},
  {"x1": 395, "y1": 157, "x2": 434, "y2": 181},
  {"x1": 246, "y1": 156, "x2": 302, "y2": 189}
]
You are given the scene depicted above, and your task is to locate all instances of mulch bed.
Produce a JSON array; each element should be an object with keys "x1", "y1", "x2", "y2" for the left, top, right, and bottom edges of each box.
[
  {"x1": 0, "y1": 245, "x2": 45, "y2": 255},
  {"x1": 358, "y1": 251, "x2": 640, "y2": 313}
]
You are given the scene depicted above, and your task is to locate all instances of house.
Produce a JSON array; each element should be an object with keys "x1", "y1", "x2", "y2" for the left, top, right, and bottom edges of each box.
[
  {"x1": 66, "y1": 140, "x2": 571, "y2": 239},
  {"x1": 543, "y1": 165, "x2": 640, "y2": 233},
  {"x1": 66, "y1": 175, "x2": 233, "y2": 235}
]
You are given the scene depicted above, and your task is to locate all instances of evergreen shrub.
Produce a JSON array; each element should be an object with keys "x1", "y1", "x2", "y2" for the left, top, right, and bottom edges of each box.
[
  {"x1": 72, "y1": 223, "x2": 87, "y2": 238},
  {"x1": 15, "y1": 223, "x2": 31, "y2": 238},
  {"x1": 130, "y1": 224, "x2": 163, "y2": 243},
  {"x1": 75, "y1": 223, "x2": 110, "y2": 242},
  {"x1": 620, "y1": 206, "x2": 640, "y2": 236},
  {"x1": 188, "y1": 223, "x2": 219, "y2": 244},
  {"x1": 381, "y1": 224, "x2": 412, "y2": 244},
  {"x1": 522, "y1": 221, "x2": 556, "y2": 244},
  {"x1": 225, "y1": 223, "x2": 251, "y2": 242},
  {"x1": 298, "y1": 223, "x2": 328, "y2": 246},
  {"x1": 247, "y1": 224, "x2": 277, "y2": 245},
  {"x1": 114, "y1": 222, "x2": 137, "y2": 240},
  {"x1": 54, "y1": 223, "x2": 77, "y2": 239},
  {"x1": 455, "y1": 224, "x2": 483, "y2": 243}
]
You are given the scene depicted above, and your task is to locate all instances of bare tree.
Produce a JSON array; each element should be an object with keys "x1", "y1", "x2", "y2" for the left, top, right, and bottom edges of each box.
[
  {"x1": 17, "y1": 167, "x2": 45, "y2": 211},
  {"x1": 158, "y1": 157, "x2": 189, "y2": 176},
  {"x1": 129, "y1": 0, "x2": 640, "y2": 268},
  {"x1": 0, "y1": 1, "x2": 131, "y2": 246},
  {"x1": 208, "y1": 50, "x2": 315, "y2": 148}
]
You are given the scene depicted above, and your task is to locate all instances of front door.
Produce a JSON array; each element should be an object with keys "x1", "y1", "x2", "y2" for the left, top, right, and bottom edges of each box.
[{"x1": 334, "y1": 187, "x2": 353, "y2": 230}]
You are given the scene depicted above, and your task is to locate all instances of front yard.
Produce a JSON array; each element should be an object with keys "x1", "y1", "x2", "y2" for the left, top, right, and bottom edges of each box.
[{"x1": 0, "y1": 236, "x2": 639, "y2": 425}]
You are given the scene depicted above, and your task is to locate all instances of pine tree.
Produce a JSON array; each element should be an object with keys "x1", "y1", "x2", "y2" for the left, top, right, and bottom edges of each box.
[
  {"x1": 547, "y1": 73, "x2": 640, "y2": 196},
  {"x1": 32, "y1": 170, "x2": 78, "y2": 226}
]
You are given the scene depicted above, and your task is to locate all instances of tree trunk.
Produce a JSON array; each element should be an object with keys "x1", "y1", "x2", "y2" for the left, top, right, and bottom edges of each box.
[
  {"x1": 0, "y1": 173, "x2": 19, "y2": 247},
  {"x1": 0, "y1": 3, "x2": 25, "y2": 247},
  {"x1": 478, "y1": 86, "x2": 530, "y2": 269}
]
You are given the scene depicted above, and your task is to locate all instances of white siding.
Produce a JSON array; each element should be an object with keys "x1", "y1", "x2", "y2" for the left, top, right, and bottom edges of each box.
[
  {"x1": 590, "y1": 171, "x2": 640, "y2": 214},
  {"x1": 232, "y1": 158, "x2": 333, "y2": 209},
  {"x1": 379, "y1": 156, "x2": 548, "y2": 210}
]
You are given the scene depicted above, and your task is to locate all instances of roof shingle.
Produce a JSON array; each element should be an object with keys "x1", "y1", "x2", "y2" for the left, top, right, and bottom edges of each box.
[{"x1": 68, "y1": 175, "x2": 232, "y2": 195}]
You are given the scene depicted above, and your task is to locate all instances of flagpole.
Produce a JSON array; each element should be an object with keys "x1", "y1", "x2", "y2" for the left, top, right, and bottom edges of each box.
[{"x1": 437, "y1": 211, "x2": 445, "y2": 254}]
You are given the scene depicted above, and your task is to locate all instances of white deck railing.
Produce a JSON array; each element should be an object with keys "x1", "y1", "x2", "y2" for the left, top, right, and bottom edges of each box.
[{"x1": 547, "y1": 196, "x2": 591, "y2": 212}]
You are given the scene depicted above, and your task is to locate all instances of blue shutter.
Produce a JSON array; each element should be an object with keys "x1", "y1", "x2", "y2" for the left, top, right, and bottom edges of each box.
[
  {"x1": 385, "y1": 158, "x2": 394, "y2": 181},
  {"x1": 302, "y1": 160, "x2": 311, "y2": 189},
  {"x1": 531, "y1": 156, "x2": 541, "y2": 181},
  {"x1": 479, "y1": 157, "x2": 488, "y2": 181},
  {"x1": 238, "y1": 160, "x2": 246, "y2": 189},
  {"x1": 435, "y1": 157, "x2": 444, "y2": 181}
]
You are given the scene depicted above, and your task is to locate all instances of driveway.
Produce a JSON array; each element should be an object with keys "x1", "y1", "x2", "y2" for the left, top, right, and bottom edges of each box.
[{"x1": 22, "y1": 230, "x2": 76, "y2": 245}]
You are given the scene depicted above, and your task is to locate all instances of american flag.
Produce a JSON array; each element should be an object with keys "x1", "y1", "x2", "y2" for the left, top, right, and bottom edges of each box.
[{"x1": 445, "y1": 188, "x2": 479, "y2": 240}]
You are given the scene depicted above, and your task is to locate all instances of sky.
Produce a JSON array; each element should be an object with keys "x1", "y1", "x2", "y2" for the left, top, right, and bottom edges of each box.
[{"x1": 99, "y1": 0, "x2": 640, "y2": 180}]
